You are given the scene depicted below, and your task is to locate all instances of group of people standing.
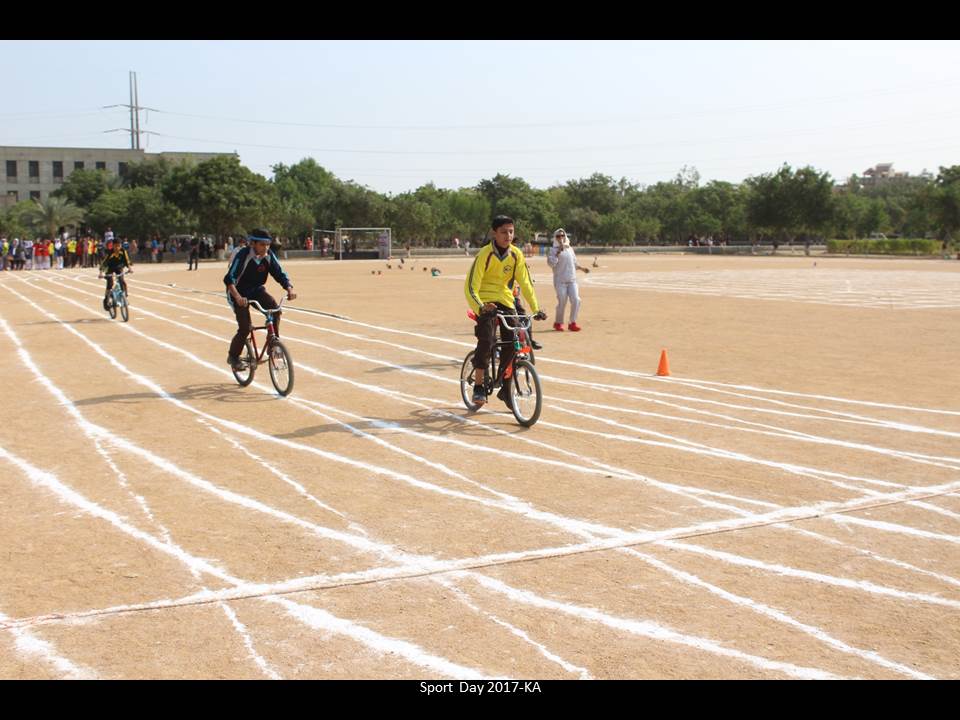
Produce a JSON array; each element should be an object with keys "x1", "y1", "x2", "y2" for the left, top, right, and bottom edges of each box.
[{"x1": 0, "y1": 231, "x2": 119, "y2": 271}]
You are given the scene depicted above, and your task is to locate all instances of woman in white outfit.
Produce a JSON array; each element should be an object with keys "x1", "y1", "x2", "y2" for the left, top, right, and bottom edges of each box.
[{"x1": 546, "y1": 228, "x2": 589, "y2": 331}]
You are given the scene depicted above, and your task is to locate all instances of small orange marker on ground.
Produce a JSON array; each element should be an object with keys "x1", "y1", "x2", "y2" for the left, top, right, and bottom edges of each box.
[{"x1": 656, "y1": 349, "x2": 671, "y2": 376}]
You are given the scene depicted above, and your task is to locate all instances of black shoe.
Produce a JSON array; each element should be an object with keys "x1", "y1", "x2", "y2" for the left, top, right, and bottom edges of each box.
[
  {"x1": 103, "y1": 298, "x2": 110, "y2": 311},
  {"x1": 227, "y1": 354, "x2": 245, "y2": 370},
  {"x1": 471, "y1": 384, "x2": 487, "y2": 406},
  {"x1": 531, "y1": 340, "x2": 543, "y2": 350},
  {"x1": 496, "y1": 385, "x2": 512, "y2": 407}
]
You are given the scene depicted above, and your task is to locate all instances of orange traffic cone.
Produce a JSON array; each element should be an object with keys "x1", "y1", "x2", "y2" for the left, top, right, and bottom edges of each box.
[{"x1": 656, "y1": 349, "x2": 671, "y2": 376}]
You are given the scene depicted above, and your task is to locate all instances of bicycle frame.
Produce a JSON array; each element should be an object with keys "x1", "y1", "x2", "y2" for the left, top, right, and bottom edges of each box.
[
  {"x1": 243, "y1": 297, "x2": 285, "y2": 367},
  {"x1": 467, "y1": 311, "x2": 532, "y2": 387},
  {"x1": 104, "y1": 271, "x2": 128, "y2": 298}
]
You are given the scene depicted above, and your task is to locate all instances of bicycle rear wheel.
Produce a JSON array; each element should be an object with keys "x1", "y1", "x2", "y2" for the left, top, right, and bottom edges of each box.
[
  {"x1": 119, "y1": 293, "x2": 129, "y2": 322},
  {"x1": 108, "y1": 294, "x2": 117, "y2": 319},
  {"x1": 508, "y1": 359, "x2": 542, "y2": 427},
  {"x1": 233, "y1": 339, "x2": 256, "y2": 387},
  {"x1": 268, "y1": 338, "x2": 294, "y2": 396}
]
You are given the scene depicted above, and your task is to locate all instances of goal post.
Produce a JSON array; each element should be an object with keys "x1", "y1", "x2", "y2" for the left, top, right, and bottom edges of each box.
[{"x1": 334, "y1": 227, "x2": 392, "y2": 260}]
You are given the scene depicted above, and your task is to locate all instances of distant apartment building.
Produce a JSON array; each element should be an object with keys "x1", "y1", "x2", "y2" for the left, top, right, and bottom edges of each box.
[
  {"x1": 861, "y1": 162, "x2": 909, "y2": 186},
  {"x1": 1, "y1": 146, "x2": 232, "y2": 208}
]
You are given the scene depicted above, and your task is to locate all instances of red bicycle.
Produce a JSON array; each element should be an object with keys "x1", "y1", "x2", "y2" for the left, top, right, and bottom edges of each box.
[
  {"x1": 460, "y1": 311, "x2": 543, "y2": 427},
  {"x1": 231, "y1": 298, "x2": 294, "y2": 396}
]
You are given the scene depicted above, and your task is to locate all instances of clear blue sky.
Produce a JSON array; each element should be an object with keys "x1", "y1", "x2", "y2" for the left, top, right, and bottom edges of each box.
[{"x1": 3, "y1": 39, "x2": 959, "y2": 193}]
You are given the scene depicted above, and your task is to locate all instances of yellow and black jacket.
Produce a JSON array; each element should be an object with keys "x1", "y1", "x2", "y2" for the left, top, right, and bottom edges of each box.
[
  {"x1": 100, "y1": 249, "x2": 132, "y2": 275},
  {"x1": 464, "y1": 242, "x2": 540, "y2": 315}
]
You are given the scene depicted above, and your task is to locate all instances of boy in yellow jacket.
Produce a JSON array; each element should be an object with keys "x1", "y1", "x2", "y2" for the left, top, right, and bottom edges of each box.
[{"x1": 464, "y1": 215, "x2": 546, "y2": 407}]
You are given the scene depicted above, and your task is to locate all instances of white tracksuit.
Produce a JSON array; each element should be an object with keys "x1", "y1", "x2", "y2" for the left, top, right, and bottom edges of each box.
[{"x1": 547, "y1": 244, "x2": 581, "y2": 323}]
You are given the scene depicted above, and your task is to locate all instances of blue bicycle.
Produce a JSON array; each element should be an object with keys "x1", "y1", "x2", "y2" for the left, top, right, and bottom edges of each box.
[{"x1": 101, "y1": 270, "x2": 131, "y2": 322}]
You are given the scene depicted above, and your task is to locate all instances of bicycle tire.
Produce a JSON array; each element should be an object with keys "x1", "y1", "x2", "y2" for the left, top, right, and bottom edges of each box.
[
  {"x1": 508, "y1": 358, "x2": 542, "y2": 427},
  {"x1": 119, "y1": 293, "x2": 129, "y2": 322},
  {"x1": 267, "y1": 338, "x2": 294, "y2": 396},
  {"x1": 460, "y1": 351, "x2": 481, "y2": 411},
  {"x1": 108, "y1": 294, "x2": 117, "y2": 320},
  {"x1": 233, "y1": 339, "x2": 256, "y2": 387}
]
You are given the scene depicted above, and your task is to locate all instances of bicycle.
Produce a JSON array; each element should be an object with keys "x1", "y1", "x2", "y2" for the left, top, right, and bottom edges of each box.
[
  {"x1": 101, "y1": 270, "x2": 131, "y2": 322},
  {"x1": 460, "y1": 311, "x2": 543, "y2": 427},
  {"x1": 231, "y1": 297, "x2": 295, "y2": 397}
]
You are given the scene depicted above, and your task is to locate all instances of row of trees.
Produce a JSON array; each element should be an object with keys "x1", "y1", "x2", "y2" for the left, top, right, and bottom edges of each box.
[{"x1": 1, "y1": 155, "x2": 958, "y2": 248}]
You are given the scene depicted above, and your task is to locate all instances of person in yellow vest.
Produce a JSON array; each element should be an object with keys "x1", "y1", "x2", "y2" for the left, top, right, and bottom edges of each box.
[
  {"x1": 463, "y1": 215, "x2": 546, "y2": 407},
  {"x1": 66, "y1": 237, "x2": 77, "y2": 268}
]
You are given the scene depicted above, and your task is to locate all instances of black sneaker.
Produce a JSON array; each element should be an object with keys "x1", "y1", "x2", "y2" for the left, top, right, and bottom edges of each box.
[
  {"x1": 472, "y1": 384, "x2": 487, "y2": 406},
  {"x1": 102, "y1": 298, "x2": 110, "y2": 311},
  {"x1": 227, "y1": 354, "x2": 244, "y2": 370},
  {"x1": 496, "y1": 385, "x2": 512, "y2": 407},
  {"x1": 531, "y1": 340, "x2": 543, "y2": 350}
]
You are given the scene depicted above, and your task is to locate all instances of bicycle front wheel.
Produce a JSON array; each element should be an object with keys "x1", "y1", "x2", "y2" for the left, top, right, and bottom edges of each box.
[
  {"x1": 508, "y1": 359, "x2": 542, "y2": 427},
  {"x1": 268, "y1": 339, "x2": 294, "y2": 396},
  {"x1": 119, "y1": 293, "x2": 129, "y2": 322},
  {"x1": 108, "y1": 294, "x2": 117, "y2": 319},
  {"x1": 233, "y1": 339, "x2": 256, "y2": 387},
  {"x1": 460, "y1": 351, "x2": 481, "y2": 411}
]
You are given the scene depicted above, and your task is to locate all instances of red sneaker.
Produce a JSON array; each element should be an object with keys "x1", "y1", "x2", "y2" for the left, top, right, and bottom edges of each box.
[
  {"x1": 568, "y1": 322, "x2": 582, "y2": 332},
  {"x1": 553, "y1": 322, "x2": 564, "y2": 331}
]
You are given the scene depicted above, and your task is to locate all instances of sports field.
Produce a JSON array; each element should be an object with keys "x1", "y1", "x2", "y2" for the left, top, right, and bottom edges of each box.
[{"x1": 1, "y1": 252, "x2": 959, "y2": 680}]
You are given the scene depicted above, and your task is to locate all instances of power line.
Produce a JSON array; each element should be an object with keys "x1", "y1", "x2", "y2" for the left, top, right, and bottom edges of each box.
[
  {"x1": 147, "y1": 110, "x2": 960, "y2": 158},
  {"x1": 147, "y1": 78, "x2": 960, "y2": 131}
]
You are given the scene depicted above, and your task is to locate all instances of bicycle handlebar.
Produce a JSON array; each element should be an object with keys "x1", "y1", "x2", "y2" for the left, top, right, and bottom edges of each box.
[
  {"x1": 494, "y1": 313, "x2": 532, "y2": 332},
  {"x1": 102, "y1": 271, "x2": 131, "y2": 278},
  {"x1": 247, "y1": 297, "x2": 286, "y2": 314}
]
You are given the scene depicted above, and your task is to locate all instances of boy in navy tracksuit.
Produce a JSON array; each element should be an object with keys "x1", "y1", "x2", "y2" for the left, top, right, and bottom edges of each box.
[{"x1": 224, "y1": 229, "x2": 297, "y2": 369}]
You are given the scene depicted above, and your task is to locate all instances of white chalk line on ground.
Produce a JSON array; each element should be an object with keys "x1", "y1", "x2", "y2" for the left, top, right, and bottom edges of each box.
[
  {"x1": 62, "y1": 274, "x2": 959, "y2": 505},
  {"x1": 0, "y1": 607, "x2": 98, "y2": 680},
  {"x1": 35, "y1": 274, "x2": 960, "y2": 581},
  {"x1": 617, "y1": 547, "x2": 930, "y2": 679},
  {"x1": 37, "y1": 274, "x2": 785, "y2": 518},
  {"x1": 110, "y1": 274, "x2": 960, "y2": 452},
  {"x1": 0, "y1": 425, "x2": 489, "y2": 679},
  {"x1": 36, "y1": 275, "x2": 960, "y2": 565},
  {"x1": 0, "y1": 305, "x2": 500, "y2": 678},
  {"x1": 581, "y1": 268, "x2": 960, "y2": 312},
  {"x1": 0, "y1": 306, "x2": 840, "y2": 677},
  {"x1": 130, "y1": 274, "x2": 960, "y2": 418},
  {"x1": 434, "y1": 577, "x2": 594, "y2": 680},
  {"x1": 16, "y1": 274, "x2": 960, "y2": 676},
  {"x1": 43, "y1": 273, "x2": 942, "y2": 550},
  {"x1": 16, "y1": 284, "x2": 796, "y2": 676},
  {"x1": 454, "y1": 571, "x2": 845, "y2": 680}
]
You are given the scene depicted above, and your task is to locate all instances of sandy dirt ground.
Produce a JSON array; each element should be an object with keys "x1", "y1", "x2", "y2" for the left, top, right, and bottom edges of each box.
[{"x1": 1, "y1": 251, "x2": 958, "y2": 680}]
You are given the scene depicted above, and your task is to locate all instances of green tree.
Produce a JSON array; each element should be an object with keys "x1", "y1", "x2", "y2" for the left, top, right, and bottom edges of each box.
[
  {"x1": 122, "y1": 158, "x2": 174, "y2": 189},
  {"x1": 52, "y1": 168, "x2": 113, "y2": 209},
  {"x1": 85, "y1": 189, "x2": 130, "y2": 234},
  {"x1": 388, "y1": 193, "x2": 437, "y2": 244},
  {"x1": 20, "y1": 196, "x2": 84, "y2": 238},
  {"x1": 562, "y1": 173, "x2": 623, "y2": 215},
  {"x1": 746, "y1": 164, "x2": 834, "y2": 242},
  {"x1": 271, "y1": 158, "x2": 341, "y2": 231},
  {"x1": 162, "y1": 155, "x2": 276, "y2": 241},
  {"x1": 933, "y1": 165, "x2": 960, "y2": 241},
  {"x1": 565, "y1": 207, "x2": 602, "y2": 244},
  {"x1": 443, "y1": 188, "x2": 491, "y2": 243},
  {"x1": 597, "y1": 212, "x2": 636, "y2": 245},
  {"x1": 0, "y1": 201, "x2": 32, "y2": 238},
  {"x1": 857, "y1": 198, "x2": 891, "y2": 237}
]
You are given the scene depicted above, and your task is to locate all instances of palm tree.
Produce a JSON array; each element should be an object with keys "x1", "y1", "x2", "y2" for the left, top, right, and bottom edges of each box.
[{"x1": 20, "y1": 196, "x2": 85, "y2": 238}]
